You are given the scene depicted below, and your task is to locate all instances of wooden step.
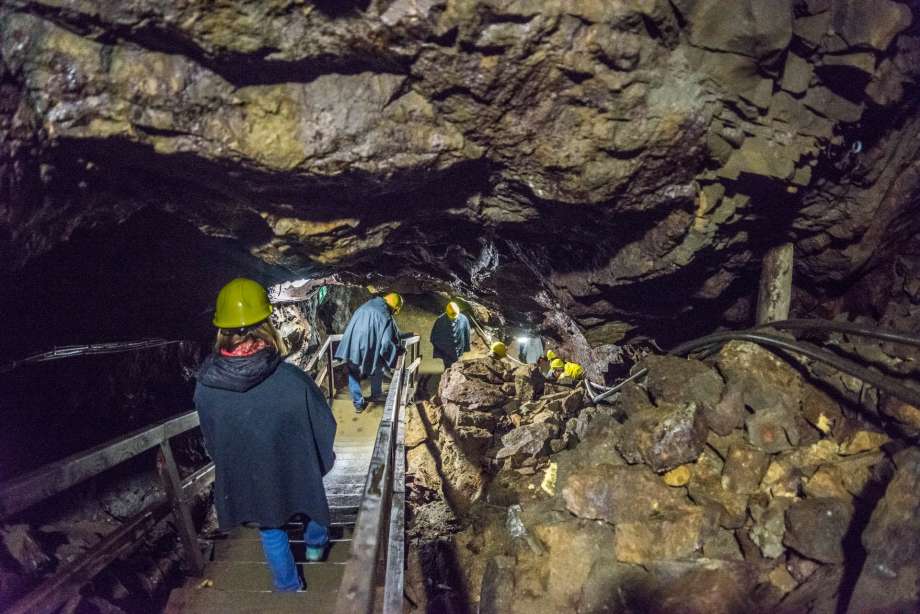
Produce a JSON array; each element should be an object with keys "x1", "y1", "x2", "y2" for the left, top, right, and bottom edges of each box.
[
  {"x1": 200, "y1": 559, "x2": 345, "y2": 593},
  {"x1": 213, "y1": 535, "x2": 352, "y2": 564},
  {"x1": 165, "y1": 585, "x2": 338, "y2": 614}
]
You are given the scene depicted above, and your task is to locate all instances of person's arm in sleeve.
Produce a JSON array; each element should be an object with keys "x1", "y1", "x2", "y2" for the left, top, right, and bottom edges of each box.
[
  {"x1": 460, "y1": 317, "x2": 471, "y2": 353},
  {"x1": 379, "y1": 318, "x2": 402, "y2": 369}
]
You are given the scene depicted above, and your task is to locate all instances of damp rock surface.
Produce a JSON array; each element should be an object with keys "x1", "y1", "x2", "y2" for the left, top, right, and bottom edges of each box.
[
  {"x1": 2, "y1": 0, "x2": 920, "y2": 350},
  {"x1": 406, "y1": 344, "x2": 912, "y2": 613}
]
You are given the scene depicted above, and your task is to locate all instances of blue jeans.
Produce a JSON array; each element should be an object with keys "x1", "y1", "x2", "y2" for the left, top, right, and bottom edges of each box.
[
  {"x1": 347, "y1": 363, "x2": 383, "y2": 408},
  {"x1": 259, "y1": 520, "x2": 328, "y2": 591}
]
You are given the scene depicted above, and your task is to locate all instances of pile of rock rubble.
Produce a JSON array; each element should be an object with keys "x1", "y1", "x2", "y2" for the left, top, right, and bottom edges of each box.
[{"x1": 406, "y1": 341, "x2": 920, "y2": 613}]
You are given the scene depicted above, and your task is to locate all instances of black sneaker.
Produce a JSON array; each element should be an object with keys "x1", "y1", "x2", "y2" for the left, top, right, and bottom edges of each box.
[
  {"x1": 354, "y1": 401, "x2": 367, "y2": 414},
  {"x1": 369, "y1": 394, "x2": 387, "y2": 404}
]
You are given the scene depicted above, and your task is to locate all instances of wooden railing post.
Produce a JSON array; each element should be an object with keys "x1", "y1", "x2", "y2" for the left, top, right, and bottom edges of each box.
[
  {"x1": 327, "y1": 339, "x2": 336, "y2": 404},
  {"x1": 157, "y1": 441, "x2": 205, "y2": 576}
]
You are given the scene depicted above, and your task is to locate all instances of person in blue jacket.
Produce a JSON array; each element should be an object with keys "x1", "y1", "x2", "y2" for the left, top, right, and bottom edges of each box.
[
  {"x1": 430, "y1": 300, "x2": 471, "y2": 369},
  {"x1": 195, "y1": 278, "x2": 337, "y2": 592},
  {"x1": 334, "y1": 292, "x2": 403, "y2": 413}
]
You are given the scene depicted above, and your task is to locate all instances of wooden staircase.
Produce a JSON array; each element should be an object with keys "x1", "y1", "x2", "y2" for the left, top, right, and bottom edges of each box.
[{"x1": 165, "y1": 385, "x2": 386, "y2": 613}]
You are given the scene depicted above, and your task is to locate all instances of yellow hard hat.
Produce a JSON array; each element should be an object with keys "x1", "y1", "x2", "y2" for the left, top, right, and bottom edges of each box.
[
  {"x1": 564, "y1": 362, "x2": 585, "y2": 379},
  {"x1": 546, "y1": 350, "x2": 558, "y2": 362},
  {"x1": 445, "y1": 301, "x2": 461, "y2": 320},
  {"x1": 213, "y1": 278, "x2": 272, "y2": 329},
  {"x1": 491, "y1": 341, "x2": 507, "y2": 358},
  {"x1": 383, "y1": 293, "x2": 403, "y2": 314},
  {"x1": 550, "y1": 358, "x2": 565, "y2": 370}
]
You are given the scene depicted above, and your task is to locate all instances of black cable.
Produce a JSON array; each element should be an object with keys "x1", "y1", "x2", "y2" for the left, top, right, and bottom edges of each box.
[
  {"x1": 760, "y1": 318, "x2": 920, "y2": 348},
  {"x1": 668, "y1": 331, "x2": 920, "y2": 409},
  {"x1": 1, "y1": 339, "x2": 186, "y2": 374}
]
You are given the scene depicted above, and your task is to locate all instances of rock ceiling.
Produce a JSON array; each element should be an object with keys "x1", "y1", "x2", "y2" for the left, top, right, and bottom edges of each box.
[{"x1": 1, "y1": 0, "x2": 919, "y2": 347}]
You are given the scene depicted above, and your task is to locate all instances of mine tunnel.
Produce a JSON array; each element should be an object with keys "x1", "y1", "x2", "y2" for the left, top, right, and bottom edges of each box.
[{"x1": 2, "y1": 1, "x2": 920, "y2": 613}]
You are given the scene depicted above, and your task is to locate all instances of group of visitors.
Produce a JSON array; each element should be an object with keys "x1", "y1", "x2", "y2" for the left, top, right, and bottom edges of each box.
[{"x1": 192, "y1": 279, "x2": 585, "y2": 592}]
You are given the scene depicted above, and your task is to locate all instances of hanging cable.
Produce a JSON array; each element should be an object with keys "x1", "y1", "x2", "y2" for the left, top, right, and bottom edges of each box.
[{"x1": 1, "y1": 339, "x2": 187, "y2": 374}]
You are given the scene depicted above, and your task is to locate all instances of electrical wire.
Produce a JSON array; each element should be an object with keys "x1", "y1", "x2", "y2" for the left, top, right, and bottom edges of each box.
[
  {"x1": 1, "y1": 339, "x2": 186, "y2": 374},
  {"x1": 759, "y1": 318, "x2": 920, "y2": 348}
]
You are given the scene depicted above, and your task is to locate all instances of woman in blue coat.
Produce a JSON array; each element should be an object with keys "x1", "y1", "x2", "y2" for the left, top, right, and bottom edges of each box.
[{"x1": 195, "y1": 278, "x2": 337, "y2": 592}]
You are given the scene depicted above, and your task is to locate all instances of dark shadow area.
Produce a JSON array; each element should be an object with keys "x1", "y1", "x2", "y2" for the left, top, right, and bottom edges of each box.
[
  {"x1": 0, "y1": 207, "x2": 285, "y2": 478},
  {"x1": 311, "y1": 0, "x2": 372, "y2": 17}
]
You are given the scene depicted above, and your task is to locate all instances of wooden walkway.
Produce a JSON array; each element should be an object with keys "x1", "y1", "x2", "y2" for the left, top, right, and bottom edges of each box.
[{"x1": 165, "y1": 382, "x2": 389, "y2": 613}]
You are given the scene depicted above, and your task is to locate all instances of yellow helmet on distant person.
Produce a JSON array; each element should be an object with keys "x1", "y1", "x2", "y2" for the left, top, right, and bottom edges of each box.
[
  {"x1": 383, "y1": 293, "x2": 404, "y2": 314},
  {"x1": 445, "y1": 301, "x2": 461, "y2": 320},
  {"x1": 213, "y1": 278, "x2": 273, "y2": 329},
  {"x1": 564, "y1": 362, "x2": 585, "y2": 380},
  {"x1": 550, "y1": 358, "x2": 565, "y2": 370},
  {"x1": 546, "y1": 350, "x2": 558, "y2": 362},
  {"x1": 491, "y1": 341, "x2": 507, "y2": 358}
]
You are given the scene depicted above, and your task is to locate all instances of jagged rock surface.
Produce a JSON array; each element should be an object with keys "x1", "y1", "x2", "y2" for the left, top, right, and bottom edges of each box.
[
  {"x1": 407, "y1": 343, "x2": 908, "y2": 612},
  {"x1": 1, "y1": 0, "x2": 919, "y2": 355}
]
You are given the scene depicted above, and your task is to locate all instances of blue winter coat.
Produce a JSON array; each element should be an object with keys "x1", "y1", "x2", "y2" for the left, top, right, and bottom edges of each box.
[
  {"x1": 430, "y1": 313, "x2": 471, "y2": 367},
  {"x1": 334, "y1": 297, "x2": 401, "y2": 378},
  {"x1": 194, "y1": 349, "x2": 337, "y2": 529}
]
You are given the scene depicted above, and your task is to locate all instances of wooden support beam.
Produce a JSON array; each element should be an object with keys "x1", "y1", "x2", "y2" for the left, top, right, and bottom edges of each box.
[
  {"x1": 158, "y1": 442, "x2": 206, "y2": 576},
  {"x1": 756, "y1": 243, "x2": 794, "y2": 325}
]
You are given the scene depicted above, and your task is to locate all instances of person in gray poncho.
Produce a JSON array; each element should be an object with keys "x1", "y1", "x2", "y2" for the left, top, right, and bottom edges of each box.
[
  {"x1": 430, "y1": 300, "x2": 471, "y2": 369},
  {"x1": 334, "y1": 292, "x2": 403, "y2": 412}
]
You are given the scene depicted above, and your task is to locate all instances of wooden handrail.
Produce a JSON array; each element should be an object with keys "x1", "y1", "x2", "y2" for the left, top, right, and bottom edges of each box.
[
  {"x1": 335, "y1": 335, "x2": 420, "y2": 614},
  {"x1": 0, "y1": 331, "x2": 349, "y2": 613},
  {"x1": 0, "y1": 410, "x2": 200, "y2": 520}
]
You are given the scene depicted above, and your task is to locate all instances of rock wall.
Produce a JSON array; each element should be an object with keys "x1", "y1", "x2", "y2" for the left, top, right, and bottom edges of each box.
[{"x1": 1, "y1": 1, "x2": 919, "y2": 344}]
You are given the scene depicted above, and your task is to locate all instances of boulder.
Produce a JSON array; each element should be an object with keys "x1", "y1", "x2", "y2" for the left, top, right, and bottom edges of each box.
[
  {"x1": 563, "y1": 463, "x2": 688, "y2": 524},
  {"x1": 802, "y1": 86, "x2": 864, "y2": 123},
  {"x1": 801, "y1": 386, "x2": 844, "y2": 435},
  {"x1": 617, "y1": 402, "x2": 709, "y2": 473},
  {"x1": 512, "y1": 364, "x2": 544, "y2": 402},
  {"x1": 749, "y1": 495, "x2": 794, "y2": 559},
  {"x1": 494, "y1": 423, "x2": 556, "y2": 467},
  {"x1": 407, "y1": 444, "x2": 442, "y2": 492},
  {"x1": 615, "y1": 382, "x2": 656, "y2": 417},
  {"x1": 531, "y1": 519, "x2": 617, "y2": 610},
  {"x1": 829, "y1": 0, "x2": 913, "y2": 52},
  {"x1": 746, "y1": 404, "x2": 801, "y2": 453},
  {"x1": 803, "y1": 465, "x2": 851, "y2": 500},
  {"x1": 643, "y1": 355, "x2": 730, "y2": 434},
  {"x1": 438, "y1": 363, "x2": 506, "y2": 412},
  {"x1": 716, "y1": 341, "x2": 804, "y2": 416},
  {"x1": 614, "y1": 506, "x2": 708, "y2": 564},
  {"x1": 840, "y1": 430, "x2": 890, "y2": 455},
  {"x1": 687, "y1": 0, "x2": 793, "y2": 60},
  {"x1": 721, "y1": 443, "x2": 771, "y2": 494},
  {"x1": 405, "y1": 403, "x2": 431, "y2": 449},
  {"x1": 847, "y1": 448, "x2": 920, "y2": 613},
  {"x1": 706, "y1": 384, "x2": 746, "y2": 436},
  {"x1": 689, "y1": 449, "x2": 750, "y2": 529},
  {"x1": 783, "y1": 497, "x2": 853, "y2": 563},
  {"x1": 702, "y1": 529, "x2": 744, "y2": 561},
  {"x1": 781, "y1": 52, "x2": 814, "y2": 94}
]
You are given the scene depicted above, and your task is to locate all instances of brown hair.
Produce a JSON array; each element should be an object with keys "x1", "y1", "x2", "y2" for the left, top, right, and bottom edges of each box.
[{"x1": 214, "y1": 320, "x2": 288, "y2": 355}]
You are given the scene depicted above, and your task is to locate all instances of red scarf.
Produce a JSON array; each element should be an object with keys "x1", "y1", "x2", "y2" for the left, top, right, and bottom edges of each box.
[{"x1": 220, "y1": 339, "x2": 269, "y2": 357}]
